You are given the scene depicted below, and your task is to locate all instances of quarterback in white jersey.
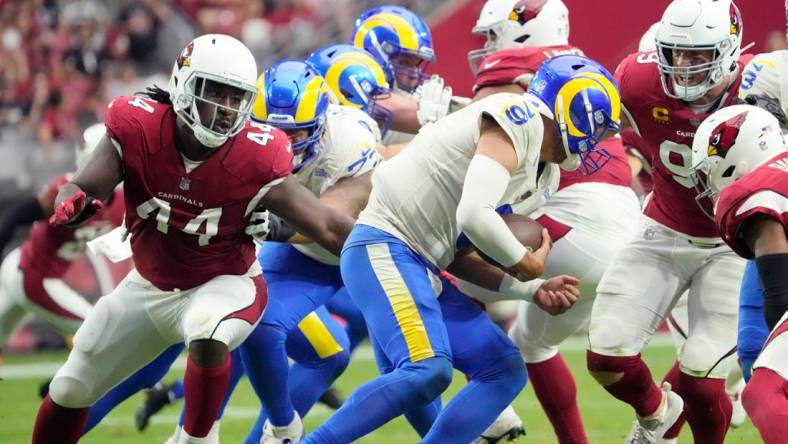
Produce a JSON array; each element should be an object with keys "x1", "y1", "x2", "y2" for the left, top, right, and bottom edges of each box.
[
  {"x1": 299, "y1": 55, "x2": 622, "y2": 444},
  {"x1": 359, "y1": 92, "x2": 543, "y2": 269}
]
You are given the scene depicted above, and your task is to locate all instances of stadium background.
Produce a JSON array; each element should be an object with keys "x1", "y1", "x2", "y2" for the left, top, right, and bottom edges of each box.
[{"x1": 0, "y1": 0, "x2": 783, "y2": 442}]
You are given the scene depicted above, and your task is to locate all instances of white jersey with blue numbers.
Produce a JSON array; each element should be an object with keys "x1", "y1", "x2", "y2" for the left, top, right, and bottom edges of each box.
[
  {"x1": 357, "y1": 92, "x2": 544, "y2": 269},
  {"x1": 293, "y1": 104, "x2": 382, "y2": 264},
  {"x1": 739, "y1": 50, "x2": 788, "y2": 124}
]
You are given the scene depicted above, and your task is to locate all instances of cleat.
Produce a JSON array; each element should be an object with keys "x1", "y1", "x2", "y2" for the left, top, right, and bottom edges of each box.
[
  {"x1": 135, "y1": 381, "x2": 175, "y2": 431},
  {"x1": 262, "y1": 412, "x2": 304, "y2": 444},
  {"x1": 317, "y1": 386, "x2": 345, "y2": 410},
  {"x1": 472, "y1": 405, "x2": 526, "y2": 443},
  {"x1": 625, "y1": 382, "x2": 684, "y2": 444}
]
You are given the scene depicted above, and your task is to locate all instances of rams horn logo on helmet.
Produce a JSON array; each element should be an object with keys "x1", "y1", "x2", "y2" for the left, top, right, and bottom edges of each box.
[
  {"x1": 509, "y1": 0, "x2": 547, "y2": 25},
  {"x1": 554, "y1": 72, "x2": 620, "y2": 138},
  {"x1": 177, "y1": 42, "x2": 193, "y2": 69},
  {"x1": 707, "y1": 110, "x2": 747, "y2": 157}
]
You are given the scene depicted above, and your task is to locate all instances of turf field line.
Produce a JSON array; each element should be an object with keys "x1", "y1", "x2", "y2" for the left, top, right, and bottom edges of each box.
[{"x1": 0, "y1": 334, "x2": 677, "y2": 380}]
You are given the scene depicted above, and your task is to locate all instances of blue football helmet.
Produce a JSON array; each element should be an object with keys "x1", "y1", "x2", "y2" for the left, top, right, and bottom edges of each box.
[
  {"x1": 526, "y1": 54, "x2": 621, "y2": 175},
  {"x1": 252, "y1": 60, "x2": 331, "y2": 172},
  {"x1": 351, "y1": 5, "x2": 435, "y2": 93},
  {"x1": 307, "y1": 44, "x2": 393, "y2": 137}
]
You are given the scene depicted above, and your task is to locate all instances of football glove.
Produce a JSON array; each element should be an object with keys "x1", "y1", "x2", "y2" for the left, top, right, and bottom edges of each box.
[
  {"x1": 49, "y1": 190, "x2": 103, "y2": 227},
  {"x1": 415, "y1": 75, "x2": 453, "y2": 126},
  {"x1": 740, "y1": 94, "x2": 787, "y2": 127}
]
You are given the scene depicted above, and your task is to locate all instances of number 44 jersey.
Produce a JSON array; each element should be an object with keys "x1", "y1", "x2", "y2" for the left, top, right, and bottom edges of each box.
[
  {"x1": 105, "y1": 95, "x2": 293, "y2": 291},
  {"x1": 615, "y1": 51, "x2": 751, "y2": 237}
]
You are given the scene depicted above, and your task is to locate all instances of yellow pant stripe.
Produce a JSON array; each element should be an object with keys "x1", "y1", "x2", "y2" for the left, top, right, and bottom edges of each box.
[
  {"x1": 366, "y1": 243, "x2": 434, "y2": 362},
  {"x1": 297, "y1": 311, "x2": 344, "y2": 359}
]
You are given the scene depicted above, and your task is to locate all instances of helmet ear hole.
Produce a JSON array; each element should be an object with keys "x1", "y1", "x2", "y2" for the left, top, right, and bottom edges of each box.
[{"x1": 721, "y1": 165, "x2": 736, "y2": 178}]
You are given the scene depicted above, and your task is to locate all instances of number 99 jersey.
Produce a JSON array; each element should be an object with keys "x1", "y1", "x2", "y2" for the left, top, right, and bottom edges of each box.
[
  {"x1": 105, "y1": 95, "x2": 293, "y2": 291},
  {"x1": 615, "y1": 50, "x2": 752, "y2": 237}
]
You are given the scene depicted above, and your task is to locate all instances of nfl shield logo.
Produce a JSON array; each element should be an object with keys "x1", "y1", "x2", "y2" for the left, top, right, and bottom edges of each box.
[{"x1": 179, "y1": 176, "x2": 191, "y2": 191}]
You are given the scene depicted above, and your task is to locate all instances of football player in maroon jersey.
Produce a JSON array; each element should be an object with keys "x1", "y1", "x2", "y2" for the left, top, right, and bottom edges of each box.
[
  {"x1": 688, "y1": 104, "x2": 788, "y2": 444},
  {"x1": 31, "y1": 34, "x2": 354, "y2": 444},
  {"x1": 586, "y1": 1, "x2": 750, "y2": 443}
]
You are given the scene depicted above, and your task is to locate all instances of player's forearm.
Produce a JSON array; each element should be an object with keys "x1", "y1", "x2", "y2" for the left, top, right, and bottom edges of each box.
[
  {"x1": 448, "y1": 251, "x2": 543, "y2": 302},
  {"x1": 456, "y1": 156, "x2": 526, "y2": 268},
  {"x1": 315, "y1": 210, "x2": 354, "y2": 255},
  {"x1": 380, "y1": 95, "x2": 421, "y2": 134}
]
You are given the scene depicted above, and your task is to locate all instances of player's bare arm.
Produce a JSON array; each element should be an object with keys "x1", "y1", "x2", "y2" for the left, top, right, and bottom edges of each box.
[
  {"x1": 261, "y1": 175, "x2": 354, "y2": 256},
  {"x1": 447, "y1": 249, "x2": 579, "y2": 315},
  {"x1": 318, "y1": 172, "x2": 373, "y2": 220},
  {"x1": 52, "y1": 135, "x2": 123, "y2": 226},
  {"x1": 286, "y1": 172, "x2": 373, "y2": 244},
  {"x1": 375, "y1": 142, "x2": 408, "y2": 160},
  {"x1": 378, "y1": 94, "x2": 421, "y2": 134},
  {"x1": 743, "y1": 214, "x2": 788, "y2": 257}
]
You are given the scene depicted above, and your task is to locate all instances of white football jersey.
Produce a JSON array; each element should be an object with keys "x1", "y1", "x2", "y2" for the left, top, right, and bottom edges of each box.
[
  {"x1": 358, "y1": 92, "x2": 544, "y2": 268},
  {"x1": 739, "y1": 50, "x2": 788, "y2": 124},
  {"x1": 294, "y1": 104, "x2": 382, "y2": 264}
]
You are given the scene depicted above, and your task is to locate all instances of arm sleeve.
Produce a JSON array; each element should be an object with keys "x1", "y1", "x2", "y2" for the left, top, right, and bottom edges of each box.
[
  {"x1": 739, "y1": 53, "x2": 781, "y2": 99},
  {"x1": 755, "y1": 253, "x2": 788, "y2": 331},
  {"x1": 0, "y1": 196, "x2": 44, "y2": 257},
  {"x1": 456, "y1": 155, "x2": 528, "y2": 268},
  {"x1": 737, "y1": 259, "x2": 769, "y2": 381}
]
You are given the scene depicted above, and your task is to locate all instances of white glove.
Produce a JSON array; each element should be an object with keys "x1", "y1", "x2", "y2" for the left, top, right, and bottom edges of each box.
[
  {"x1": 245, "y1": 210, "x2": 271, "y2": 242},
  {"x1": 415, "y1": 75, "x2": 453, "y2": 126}
]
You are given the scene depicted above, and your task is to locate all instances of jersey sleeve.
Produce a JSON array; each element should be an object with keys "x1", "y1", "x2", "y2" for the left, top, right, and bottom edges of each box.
[
  {"x1": 717, "y1": 188, "x2": 788, "y2": 259},
  {"x1": 477, "y1": 93, "x2": 538, "y2": 168},
  {"x1": 332, "y1": 107, "x2": 383, "y2": 178},
  {"x1": 104, "y1": 96, "x2": 150, "y2": 155},
  {"x1": 264, "y1": 128, "x2": 295, "y2": 184},
  {"x1": 739, "y1": 52, "x2": 783, "y2": 100}
]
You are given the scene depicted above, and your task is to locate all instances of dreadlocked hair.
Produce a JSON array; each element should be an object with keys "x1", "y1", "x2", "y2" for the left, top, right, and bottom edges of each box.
[{"x1": 137, "y1": 85, "x2": 172, "y2": 104}]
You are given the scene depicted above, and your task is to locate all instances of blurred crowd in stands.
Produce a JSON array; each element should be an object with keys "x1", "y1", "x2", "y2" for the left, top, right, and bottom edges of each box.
[{"x1": 0, "y1": 0, "x2": 441, "y2": 194}]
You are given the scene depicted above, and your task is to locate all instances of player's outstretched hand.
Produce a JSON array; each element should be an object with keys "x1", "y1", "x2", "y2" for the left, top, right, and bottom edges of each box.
[
  {"x1": 49, "y1": 190, "x2": 103, "y2": 227},
  {"x1": 508, "y1": 228, "x2": 551, "y2": 282},
  {"x1": 533, "y1": 275, "x2": 581, "y2": 316}
]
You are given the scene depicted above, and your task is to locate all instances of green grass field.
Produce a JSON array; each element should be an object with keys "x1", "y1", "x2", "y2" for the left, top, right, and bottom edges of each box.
[{"x1": 0, "y1": 336, "x2": 760, "y2": 443}]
